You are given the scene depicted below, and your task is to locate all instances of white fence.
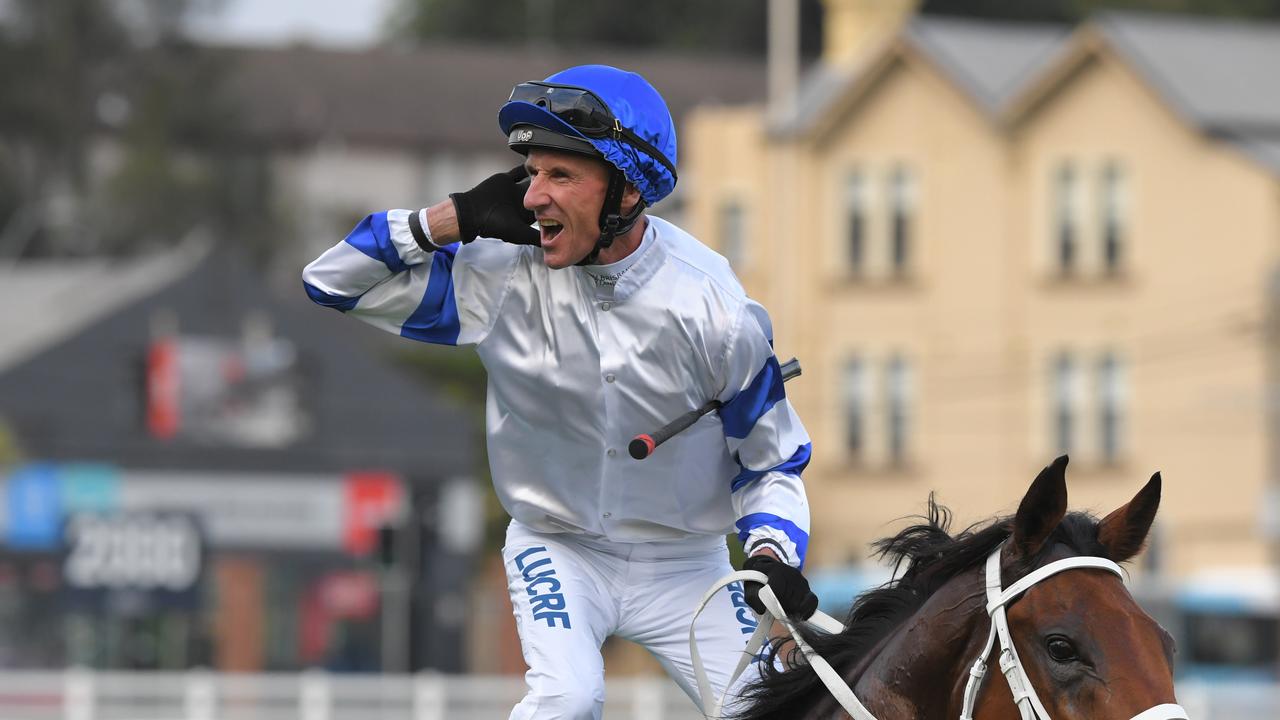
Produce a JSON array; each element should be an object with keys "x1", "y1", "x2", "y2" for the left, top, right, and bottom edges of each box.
[
  {"x1": 0, "y1": 671, "x2": 700, "y2": 720},
  {"x1": 0, "y1": 670, "x2": 1274, "y2": 719}
]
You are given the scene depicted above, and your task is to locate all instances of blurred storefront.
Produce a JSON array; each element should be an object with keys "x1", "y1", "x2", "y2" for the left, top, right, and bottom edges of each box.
[
  {"x1": 0, "y1": 464, "x2": 402, "y2": 672},
  {"x1": 0, "y1": 247, "x2": 481, "y2": 673}
]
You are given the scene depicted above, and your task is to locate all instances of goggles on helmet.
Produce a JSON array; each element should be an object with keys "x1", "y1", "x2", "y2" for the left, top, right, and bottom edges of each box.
[{"x1": 507, "y1": 81, "x2": 677, "y2": 180}]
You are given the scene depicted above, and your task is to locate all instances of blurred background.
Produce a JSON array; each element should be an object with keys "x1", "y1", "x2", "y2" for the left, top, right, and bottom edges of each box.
[{"x1": 0, "y1": 0, "x2": 1278, "y2": 717}]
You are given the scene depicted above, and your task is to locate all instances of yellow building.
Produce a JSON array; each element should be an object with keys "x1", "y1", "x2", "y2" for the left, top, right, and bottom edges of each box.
[{"x1": 687, "y1": 2, "x2": 1280, "y2": 584}]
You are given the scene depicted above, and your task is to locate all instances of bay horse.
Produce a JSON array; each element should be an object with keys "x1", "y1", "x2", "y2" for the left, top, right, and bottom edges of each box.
[{"x1": 732, "y1": 456, "x2": 1186, "y2": 720}]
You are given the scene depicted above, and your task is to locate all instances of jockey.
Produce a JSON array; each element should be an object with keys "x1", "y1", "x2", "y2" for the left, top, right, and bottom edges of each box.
[{"x1": 303, "y1": 64, "x2": 817, "y2": 719}]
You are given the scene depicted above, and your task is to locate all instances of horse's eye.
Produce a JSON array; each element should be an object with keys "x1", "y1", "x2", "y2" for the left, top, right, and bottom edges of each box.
[{"x1": 1045, "y1": 635, "x2": 1079, "y2": 663}]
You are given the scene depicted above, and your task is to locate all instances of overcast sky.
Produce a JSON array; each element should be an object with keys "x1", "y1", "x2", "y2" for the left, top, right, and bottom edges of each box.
[{"x1": 184, "y1": 0, "x2": 397, "y2": 48}]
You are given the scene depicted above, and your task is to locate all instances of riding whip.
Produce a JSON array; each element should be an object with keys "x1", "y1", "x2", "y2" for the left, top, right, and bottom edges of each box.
[{"x1": 629, "y1": 357, "x2": 801, "y2": 460}]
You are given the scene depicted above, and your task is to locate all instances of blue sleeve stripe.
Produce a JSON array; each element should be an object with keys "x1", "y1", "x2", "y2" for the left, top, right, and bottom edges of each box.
[
  {"x1": 344, "y1": 213, "x2": 409, "y2": 274},
  {"x1": 730, "y1": 442, "x2": 811, "y2": 493},
  {"x1": 400, "y1": 242, "x2": 461, "y2": 345},
  {"x1": 303, "y1": 281, "x2": 361, "y2": 311},
  {"x1": 719, "y1": 355, "x2": 786, "y2": 440},
  {"x1": 735, "y1": 513, "x2": 809, "y2": 569}
]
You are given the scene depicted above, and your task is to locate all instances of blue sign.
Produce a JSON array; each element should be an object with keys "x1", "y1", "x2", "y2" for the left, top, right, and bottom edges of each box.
[
  {"x1": 59, "y1": 464, "x2": 120, "y2": 514},
  {"x1": 6, "y1": 464, "x2": 62, "y2": 549}
]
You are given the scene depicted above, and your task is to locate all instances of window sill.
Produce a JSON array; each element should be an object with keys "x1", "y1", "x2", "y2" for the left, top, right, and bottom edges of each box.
[
  {"x1": 831, "y1": 459, "x2": 922, "y2": 480},
  {"x1": 1039, "y1": 270, "x2": 1133, "y2": 290},
  {"x1": 829, "y1": 274, "x2": 922, "y2": 293}
]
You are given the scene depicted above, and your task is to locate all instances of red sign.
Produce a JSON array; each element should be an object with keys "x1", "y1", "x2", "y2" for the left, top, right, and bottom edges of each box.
[
  {"x1": 343, "y1": 472, "x2": 402, "y2": 556},
  {"x1": 141, "y1": 334, "x2": 307, "y2": 448},
  {"x1": 146, "y1": 340, "x2": 179, "y2": 439}
]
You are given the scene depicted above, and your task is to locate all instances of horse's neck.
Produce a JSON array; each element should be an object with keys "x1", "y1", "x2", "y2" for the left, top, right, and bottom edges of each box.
[{"x1": 849, "y1": 567, "x2": 991, "y2": 719}]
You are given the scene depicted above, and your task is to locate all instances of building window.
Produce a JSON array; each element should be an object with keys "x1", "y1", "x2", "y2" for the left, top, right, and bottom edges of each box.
[
  {"x1": 844, "y1": 170, "x2": 867, "y2": 275},
  {"x1": 1100, "y1": 162, "x2": 1127, "y2": 275},
  {"x1": 888, "y1": 166, "x2": 915, "y2": 276},
  {"x1": 1053, "y1": 163, "x2": 1077, "y2": 276},
  {"x1": 1097, "y1": 352, "x2": 1126, "y2": 464},
  {"x1": 886, "y1": 355, "x2": 912, "y2": 465},
  {"x1": 842, "y1": 356, "x2": 868, "y2": 459},
  {"x1": 719, "y1": 199, "x2": 746, "y2": 269},
  {"x1": 1051, "y1": 352, "x2": 1078, "y2": 455}
]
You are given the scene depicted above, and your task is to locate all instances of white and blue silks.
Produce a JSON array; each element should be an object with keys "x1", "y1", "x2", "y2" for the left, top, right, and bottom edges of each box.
[{"x1": 304, "y1": 213, "x2": 812, "y2": 567}]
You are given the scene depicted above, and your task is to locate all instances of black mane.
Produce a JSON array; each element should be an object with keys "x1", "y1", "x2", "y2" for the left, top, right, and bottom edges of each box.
[{"x1": 732, "y1": 496, "x2": 1109, "y2": 720}]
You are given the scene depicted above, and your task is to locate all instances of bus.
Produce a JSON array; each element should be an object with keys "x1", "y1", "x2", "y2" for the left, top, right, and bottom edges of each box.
[{"x1": 1172, "y1": 567, "x2": 1279, "y2": 682}]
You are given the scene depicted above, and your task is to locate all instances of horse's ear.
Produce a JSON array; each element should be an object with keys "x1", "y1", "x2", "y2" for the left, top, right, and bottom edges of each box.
[
  {"x1": 1097, "y1": 472, "x2": 1162, "y2": 563},
  {"x1": 1012, "y1": 455, "x2": 1069, "y2": 558}
]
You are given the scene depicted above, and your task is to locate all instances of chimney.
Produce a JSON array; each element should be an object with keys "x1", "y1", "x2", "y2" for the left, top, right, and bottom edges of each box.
[
  {"x1": 821, "y1": 0, "x2": 920, "y2": 67},
  {"x1": 768, "y1": 0, "x2": 800, "y2": 124}
]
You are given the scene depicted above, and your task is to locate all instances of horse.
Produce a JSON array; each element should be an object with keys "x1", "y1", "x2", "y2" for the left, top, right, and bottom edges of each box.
[{"x1": 731, "y1": 455, "x2": 1185, "y2": 720}]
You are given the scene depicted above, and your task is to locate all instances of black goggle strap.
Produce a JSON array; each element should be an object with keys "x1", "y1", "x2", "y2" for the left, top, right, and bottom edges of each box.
[
  {"x1": 610, "y1": 121, "x2": 678, "y2": 182},
  {"x1": 578, "y1": 168, "x2": 646, "y2": 266}
]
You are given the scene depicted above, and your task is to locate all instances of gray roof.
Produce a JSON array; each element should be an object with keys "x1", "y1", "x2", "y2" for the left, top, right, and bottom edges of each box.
[
  {"x1": 781, "y1": 63, "x2": 856, "y2": 136},
  {"x1": 1093, "y1": 12, "x2": 1280, "y2": 176},
  {"x1": 905, "y1": 16, "x2": 1069, "y2": 115},
  {"x1": 0, "y1": 239, "x2": 209, "y2": 376},
  {"x1": 776, "y1": 11, "x2": 1280, "y2": 178},
  {"x1": 776, "y1": 15, "x2": 1069, "y2": 136},
  {"x1": 1232, "y1": 135, "x2": 1280, "y2": 176},
  {"x1": 222, "y1": 43, "x2": 766, "y2": 151},
  {"x1": 1096, "y1": 11, "x2": 1280, "y2": 135}
]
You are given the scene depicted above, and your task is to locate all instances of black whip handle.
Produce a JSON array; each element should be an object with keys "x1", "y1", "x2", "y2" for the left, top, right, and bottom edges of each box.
[{"x1": 628, "y1": 357, "x2": 802, "y2": 460}]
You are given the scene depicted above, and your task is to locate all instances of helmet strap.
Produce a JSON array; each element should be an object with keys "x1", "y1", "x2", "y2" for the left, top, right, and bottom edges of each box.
[{"x1": 578, "y1": 168, "x2": 646, "y2": 266}]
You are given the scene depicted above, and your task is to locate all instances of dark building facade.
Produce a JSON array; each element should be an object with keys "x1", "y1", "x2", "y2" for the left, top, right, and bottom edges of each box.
[{"x1": 0, "y1": 247, "x2": 480, "y2": 673}]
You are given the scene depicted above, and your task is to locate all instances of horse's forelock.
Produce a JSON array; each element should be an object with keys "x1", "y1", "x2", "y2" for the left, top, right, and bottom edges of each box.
[{"x1": 993, "y1": 512, "x2": 1115, "y2": 589}]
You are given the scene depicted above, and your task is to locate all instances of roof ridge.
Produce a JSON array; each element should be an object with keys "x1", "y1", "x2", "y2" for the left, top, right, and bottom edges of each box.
[
  {"x1": 1094, "y1": 8, "x2": 1280, "y2": 32},
  {"x1": 913, "y1": 13, "x2": 1070, "y2": 33}
]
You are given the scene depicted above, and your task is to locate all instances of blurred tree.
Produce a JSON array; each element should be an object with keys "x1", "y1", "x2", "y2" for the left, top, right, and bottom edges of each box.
[
  {"x1": 0, "y1": 418, "x2": 23, "y2": 468},
  {"x1": 0, "y1": 0, "x2": 127, "y2": 257},
  {"x1": 390, "y1": 0, "x2": 1279, "y2": 56},
  {"x1": 389, "y1": 0, "x2": 811, "y2": 56},
  {"x1": 94, "y1": 41, "x2": 278, "y2": 259},
  {"x1": 0, "y1": 0, "x2": 277, "y2": 260}
]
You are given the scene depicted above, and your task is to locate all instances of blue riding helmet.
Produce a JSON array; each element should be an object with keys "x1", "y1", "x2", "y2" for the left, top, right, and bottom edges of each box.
[{"x1": 498, "y1": 64, "x2": 678, "y2": 206}]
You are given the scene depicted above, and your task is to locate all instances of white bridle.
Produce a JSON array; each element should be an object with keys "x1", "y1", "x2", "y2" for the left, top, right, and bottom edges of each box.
[{"x1": 691, "y1": 543, "x2": 1189, "y2": 720}]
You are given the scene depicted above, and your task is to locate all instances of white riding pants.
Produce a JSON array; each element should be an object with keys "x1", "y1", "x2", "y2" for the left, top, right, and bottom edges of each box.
[{"x1": 502, "y1": 520, "x2": 762, "y2": 719}]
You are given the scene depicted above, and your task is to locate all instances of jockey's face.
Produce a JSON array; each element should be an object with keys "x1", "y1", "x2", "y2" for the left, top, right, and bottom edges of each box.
[{"x1": 522, "y1": 148, "x2": 611, "y2": 269}]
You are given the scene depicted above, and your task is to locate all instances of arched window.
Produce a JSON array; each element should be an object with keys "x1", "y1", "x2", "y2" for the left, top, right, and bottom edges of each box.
[
  {"x1": 719, "y1": 199, "x2": 746, "y2": 269},
  {"x1": 1097, "y1": 352, "x2": 1126, "y2": 463},
  {"x1": 888, "y1": 165, "x2": 915, "y2": 277},
  {"x1": 886, "y1": 354, "x2": 912, "y2": 465},
  {"x1": 842, "y1": 356, "x2": 868, "y2": 459},
  {"x1": 1051, "y1": 351, "x2": 1078, "y2": 455},
  {"x1": 1053, "y1": 162, "x2": 1078, "y2": 276},
  {"x1": 1100, "y1": 162, "x2": 1127, "y2": 275},
  {"x1": 845, "y1": 170, "x2": 867, "y2": 275}
]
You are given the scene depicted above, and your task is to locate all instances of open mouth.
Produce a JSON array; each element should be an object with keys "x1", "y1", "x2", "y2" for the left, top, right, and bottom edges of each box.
[{"x1": 538, "y1": 219, "x2": 564, "y2": 244}]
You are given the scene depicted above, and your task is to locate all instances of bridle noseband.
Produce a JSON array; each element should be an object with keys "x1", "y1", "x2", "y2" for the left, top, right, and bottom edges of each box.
[{"x1": 691, "y1": 542, "x2": 1189, "y2": 720}]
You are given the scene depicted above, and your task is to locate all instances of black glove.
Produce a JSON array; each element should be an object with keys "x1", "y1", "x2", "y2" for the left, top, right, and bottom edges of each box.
[
  {"x1": 449, "y1": 165, "x2": 539, "y2": 245},
  {"x1": 743, "y1": 554, "x2": 818, "y2": 620}
]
